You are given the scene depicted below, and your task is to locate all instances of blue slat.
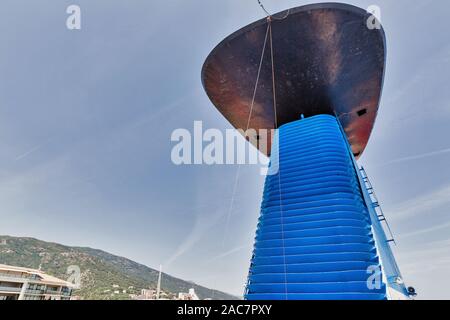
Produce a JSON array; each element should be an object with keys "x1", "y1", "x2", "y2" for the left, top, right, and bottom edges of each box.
[
  {"x1": 246, "y1": 293, "x2": 386, "y2": 300},
  {"x1": 251, "y1": 261, "x2": 380, "y2": 274}
]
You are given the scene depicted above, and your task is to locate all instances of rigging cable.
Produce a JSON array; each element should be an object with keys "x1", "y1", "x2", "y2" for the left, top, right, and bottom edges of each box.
[
  {"x1": 268, "y1": 20, "x2": 288, "y2": 300},
  {"x1": 257, "y1": 0, "x2": 291, "y2": 20},
  {"x1": 218, "y1": 22, "x2": 271, "y2": 298}
]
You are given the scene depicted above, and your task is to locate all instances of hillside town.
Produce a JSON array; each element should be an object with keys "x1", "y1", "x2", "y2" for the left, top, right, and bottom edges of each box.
[{"x1": 0, "y1": 262, "x2": 204, "y2": 301}]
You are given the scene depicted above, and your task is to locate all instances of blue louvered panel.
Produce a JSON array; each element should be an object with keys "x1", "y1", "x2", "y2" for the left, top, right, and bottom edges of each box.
[{"x1": 245, "y1": 115, "x2": 386, "y2": 300}]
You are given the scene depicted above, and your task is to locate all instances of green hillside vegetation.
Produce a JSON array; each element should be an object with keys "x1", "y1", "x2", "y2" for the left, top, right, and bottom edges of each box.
[{"x1": 0, "y1": 235, "x2": 237, "y2": 300}]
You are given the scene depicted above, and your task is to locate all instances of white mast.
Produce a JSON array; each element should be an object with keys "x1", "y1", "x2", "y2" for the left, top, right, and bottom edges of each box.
[{"x1": 156, "y1": 264, "x2": 162, "y2": 300}]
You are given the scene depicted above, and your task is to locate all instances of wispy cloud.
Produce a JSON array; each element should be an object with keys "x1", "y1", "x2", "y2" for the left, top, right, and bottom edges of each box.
[
  {"x1": 376, "y1": 147, "x2": 450, "y2": 168},
  {"x1": 15, "y1": 144, "x2": 45, "y2": 161},
  {"x1": 164, "y1": 205, "x2": 226, "y2": 269},
  {"x1": 390, "y1": 184, "x2": 450, "y2": 221},
  {"x1": 398, "y1": 220, "x2": 450, "y2": 239},
  {"x1": 204, "y1": 244, "x2": 251, "y2": 264},
  {"x1": 397, "y1": 236, "x2": 450, "y2": 276}
]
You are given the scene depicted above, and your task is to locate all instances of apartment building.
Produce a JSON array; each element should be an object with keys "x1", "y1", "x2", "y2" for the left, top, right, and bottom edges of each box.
[{"x1": 0, "y1": 264, "x2": 74, "y2": 300}]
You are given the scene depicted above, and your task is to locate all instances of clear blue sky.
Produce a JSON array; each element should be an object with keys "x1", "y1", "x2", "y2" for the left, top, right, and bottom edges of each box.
[{"x1": 0, "y1": 0, "x2": 449, "y2": 299}]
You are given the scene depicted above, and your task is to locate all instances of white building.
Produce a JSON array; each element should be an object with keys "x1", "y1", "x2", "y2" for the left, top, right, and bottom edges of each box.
[
  {"x1": 0, "y1": 264, "x2": 74, "y2": 300},
  {"x1": 178, "y1": 288, "x2": 199, "y2": 300}
]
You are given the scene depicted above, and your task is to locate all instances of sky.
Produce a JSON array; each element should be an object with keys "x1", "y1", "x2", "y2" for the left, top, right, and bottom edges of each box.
[{"x1": 0, "y1": 0, "x2": 449, "y2": 299}]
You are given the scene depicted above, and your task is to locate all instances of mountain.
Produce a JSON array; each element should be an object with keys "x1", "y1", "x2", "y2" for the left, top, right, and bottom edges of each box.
[{"x1": 0, "y1": 235, "x2": 237, "y2": 300}]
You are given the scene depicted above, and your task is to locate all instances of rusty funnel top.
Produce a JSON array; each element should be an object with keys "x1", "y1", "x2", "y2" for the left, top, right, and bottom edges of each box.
[{"x1": 202, "y1": 3, "x2": 386, "y2": 158}]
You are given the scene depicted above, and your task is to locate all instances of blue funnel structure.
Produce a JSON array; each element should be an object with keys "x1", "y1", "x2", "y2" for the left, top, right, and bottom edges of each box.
[
  {"x1": 202, "y1": 3, "x2": 411, "y2": 300},
  {"x1": 247, "y1": 115, "x2": 387, "y2": 300}
]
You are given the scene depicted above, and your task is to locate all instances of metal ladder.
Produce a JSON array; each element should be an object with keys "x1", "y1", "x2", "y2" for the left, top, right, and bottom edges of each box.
[{"x1": 359, "y1": 166, "x2": 397, "y2": 245}]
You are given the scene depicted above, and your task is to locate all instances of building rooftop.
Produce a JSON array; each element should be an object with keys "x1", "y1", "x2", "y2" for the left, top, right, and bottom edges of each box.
[{"x1": 0, "y1": 264, "x2": 75, "y2": 288}]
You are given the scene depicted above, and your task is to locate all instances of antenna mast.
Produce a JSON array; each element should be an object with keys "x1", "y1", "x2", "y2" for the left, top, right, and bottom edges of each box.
[{"x1": 156, "y1": 265, "x2": 162, "y2": 300}]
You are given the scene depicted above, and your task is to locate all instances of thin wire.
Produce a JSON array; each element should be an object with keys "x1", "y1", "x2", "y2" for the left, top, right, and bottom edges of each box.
[
  {"x1": 218, "y1": 22, "x2": 271, "y2": 299},
  {"x1": 257, "y1": 0, "x2": 271, "y2": 17},
  {"x1": 245, "y1": 23, "x2": 271, "y2": 131},
  {"x1": 257, "y1": 0, "x2": 291, "y2": 20},
  {"x1": 223, "y1": 23, "x2": 270, "y2": 247},
  {"x1": 269, "y1": 24, "x2": 277, "y2": 130},
  {"x1": 269, "y1": 21, "x2": 288, "y2": 300}
]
